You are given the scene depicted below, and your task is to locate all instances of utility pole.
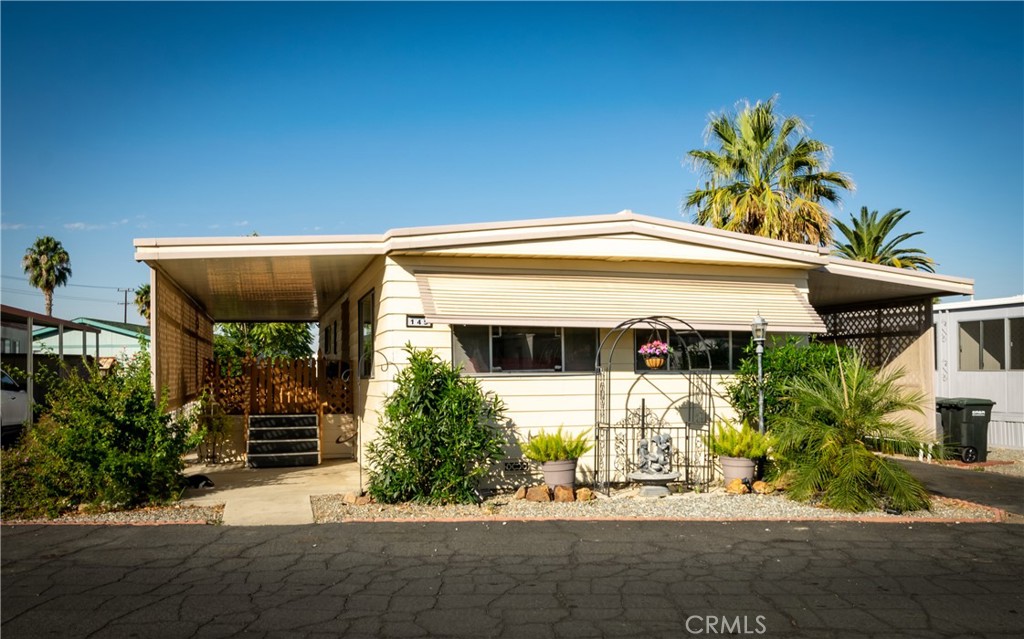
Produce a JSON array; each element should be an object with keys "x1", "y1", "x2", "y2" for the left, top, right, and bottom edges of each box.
[{"x1": 117, "y1": 288, "x2": 132, "y2": 323}]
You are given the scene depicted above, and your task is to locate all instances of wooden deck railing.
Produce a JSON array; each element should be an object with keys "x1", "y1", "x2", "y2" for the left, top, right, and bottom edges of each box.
[{"x1": 203, "y1": 357, "x2": 353, "y2": 415}]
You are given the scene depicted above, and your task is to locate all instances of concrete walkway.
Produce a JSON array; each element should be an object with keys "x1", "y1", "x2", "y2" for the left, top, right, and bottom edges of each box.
[{"x1": 180, "y1": 459, "x2": 362, "y2": 525}]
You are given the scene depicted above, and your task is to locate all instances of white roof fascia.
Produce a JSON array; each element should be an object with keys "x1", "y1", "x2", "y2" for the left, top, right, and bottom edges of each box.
[
  {"x1": 823, "y1": 257, "x2": 975, "y2": 295},
  {"x1": 934, "y1": 295, "x2": 1024, "y2": 311}
]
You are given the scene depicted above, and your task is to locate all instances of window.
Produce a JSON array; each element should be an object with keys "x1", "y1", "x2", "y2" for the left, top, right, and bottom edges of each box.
[
  {"x1": 452, "y1": 325, "x2": 597, "y2": 374},
  {"x1": 959, "y1": 318, "x2": 1016, "y2": 371},
  {"x1": 2, "y1": 371, "x2": 20, "y2": 392},
  {"x1": 1011, "y1": 318, "x2": 1023, "y2": 371},
  {"x1": 323, "y1": 324, "x2": 332, "y2": 355},
  {"x1": 634, "y1": 330, "x2": 751, "y2": 372},
  {"x1": 358, "y1": 291, "x2": 375, "y2": 378},
  {"x1": 332, "y1": 320, "x2": 338, "y2": 356}
]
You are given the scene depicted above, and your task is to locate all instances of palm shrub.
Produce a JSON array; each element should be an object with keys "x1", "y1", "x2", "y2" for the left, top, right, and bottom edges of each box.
[
  {"x1": 771, "y1": 351, "x2": 931, "y2": 512},
  {"x1": 520, "y1": 427, "x2": 593, "y2": 462},
  {"x1": 366, "y1": 346, "x2": 507, "y2": 505},
  {"x1": 0, "y1": 350, "x2": 203, "y2": 519}
]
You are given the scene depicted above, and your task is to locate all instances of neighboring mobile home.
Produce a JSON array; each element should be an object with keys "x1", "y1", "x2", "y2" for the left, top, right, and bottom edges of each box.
[
  {"x1": 134, "y1": 211, "x2": 973, "y2": 485},
  {"x1": 934, "y1": 296, "x2": 1024, "y2": 449},
  {"x1": 34, "y1": 317, "x2": 149, "y2": 358}
]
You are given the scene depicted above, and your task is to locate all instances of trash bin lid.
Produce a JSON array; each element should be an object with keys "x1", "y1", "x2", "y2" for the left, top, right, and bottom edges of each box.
[{"x1": 935, "y1": 397, "x2": 997, "y2": 408}]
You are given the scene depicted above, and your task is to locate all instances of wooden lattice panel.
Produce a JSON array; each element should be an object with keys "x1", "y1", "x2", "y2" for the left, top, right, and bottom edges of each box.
[{"x1": 819, "y1": 299, "x2": 931, "y2": 368}]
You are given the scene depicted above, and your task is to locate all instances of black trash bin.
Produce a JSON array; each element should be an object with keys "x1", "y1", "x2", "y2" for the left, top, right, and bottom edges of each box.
[{"x1": 935, "y1": 398, "x2": 996, "y2": 463}]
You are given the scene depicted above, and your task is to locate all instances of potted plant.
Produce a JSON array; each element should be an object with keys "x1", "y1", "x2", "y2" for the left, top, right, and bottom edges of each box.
[
  {"x1": 704, "y1": 419, "x2": 771, "y2": 485},
  {"x1": 638, "y1": 340, "x2": 672, "y2": 369},
  {"x1": 520, "y1": 427, "x2": 594, "y2": 489}
]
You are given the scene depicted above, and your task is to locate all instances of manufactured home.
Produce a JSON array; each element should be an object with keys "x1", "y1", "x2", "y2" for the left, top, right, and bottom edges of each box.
[{"x1": 134, "y1": 211, "x2": 973, "y2": 487}]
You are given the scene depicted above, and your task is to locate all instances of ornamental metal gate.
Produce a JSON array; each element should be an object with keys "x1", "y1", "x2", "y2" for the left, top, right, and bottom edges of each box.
[{"x1": 594, "y1": 316, "x2": 716, "y2": 494}]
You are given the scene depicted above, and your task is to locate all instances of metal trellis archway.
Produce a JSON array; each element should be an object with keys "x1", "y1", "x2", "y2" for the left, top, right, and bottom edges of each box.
[{"x1": 594, "y1": 316, "x2": 717, "y2": 494}]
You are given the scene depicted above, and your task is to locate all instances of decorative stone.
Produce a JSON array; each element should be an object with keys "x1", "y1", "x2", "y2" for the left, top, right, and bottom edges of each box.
[
  {"x1": 342, "y1": 491, "x2": 360, "y2": 505},
  {"x1": 725, "y1": 478, "x2": 749, "y2": 495},
  {"x1": 525, "y1": 485, "x2": 552, "y2": 502},
  {"x1": 752, "y1": 480, "x2": 775, "y2": 495},
  {"x1": 553, "y1": 485, "x2": 575, "y2": 502},
  {"x1": 354, "y1": 495, "x2": 373, "y2": 506},
  {"x1": 576, "y1": 487, "x2": 594, "y2": 502},
  {"x1": 514, "y1": 486, "x2": 527, "y2": 500}
]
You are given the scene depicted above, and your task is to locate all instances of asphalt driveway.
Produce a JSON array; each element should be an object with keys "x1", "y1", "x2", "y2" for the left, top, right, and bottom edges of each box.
[
  {"x1": 897, "y1": 459, "x2": 1024, "y2": 516},
  {"x1": 3, "y1": 521, "x2": 1022, "y2": 638}
]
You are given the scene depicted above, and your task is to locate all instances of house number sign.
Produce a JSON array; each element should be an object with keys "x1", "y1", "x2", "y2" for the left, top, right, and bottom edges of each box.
[{"x1": 405, "y1": 315, "x2": 433, "y2": 328}]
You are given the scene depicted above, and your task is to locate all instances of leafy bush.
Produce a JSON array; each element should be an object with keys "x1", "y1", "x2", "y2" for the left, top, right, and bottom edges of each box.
[
  {"x1": 520, "y1": 427, "x2": 593, "y2": 462},
  {"x1": 726, "y1": 337, "x2": 854, "y2": 428},
  {"x1": 0, "y1": 350, "x2": 203, "y2": 519},
  {"x1": 703, "y1": 419, "x2": 771, "y2": 459},
  {"x1": 771, "y1": 351, "x2": 931, "y2": 512},
  {"x1": 366, "y1": 346, "x2": 507, "y2": 505}
]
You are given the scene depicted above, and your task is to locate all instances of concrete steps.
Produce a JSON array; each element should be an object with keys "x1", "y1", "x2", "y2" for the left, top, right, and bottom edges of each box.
[{"x1": 247, "y1": 415, "x2": 320, "y2": 468}]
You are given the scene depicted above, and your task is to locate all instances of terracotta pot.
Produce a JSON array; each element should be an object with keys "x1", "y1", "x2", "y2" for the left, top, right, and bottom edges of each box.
[
  {"x1": 720, "y1": 456, "x2": 756, "y2": 485},
  {"x1": 541, "y1": 459, "x2": 578, "y2": 489},
  {"x1": 644, "y1": 357, "x2": 665, "y2": 369}
]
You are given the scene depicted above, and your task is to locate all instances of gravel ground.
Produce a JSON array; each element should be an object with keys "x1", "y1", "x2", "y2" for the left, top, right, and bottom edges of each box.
[
  {"x1": 311, "y1": 489, "x2": 1001, "y2": 523},
  {"x1": 2, "y1": 504, "x2": 223, "y2": 526},
  {"x1": 979, "y1": 447, "x2": 1024, "y2": 477}
]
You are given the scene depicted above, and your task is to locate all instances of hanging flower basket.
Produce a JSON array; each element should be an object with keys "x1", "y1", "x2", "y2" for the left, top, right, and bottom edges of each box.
[
  {"x1": 644, "y1": 356, "x2": 666, "y2": 369},
  {"x1": 638, "y1": 340, "x2": 671, "y2": 370}
]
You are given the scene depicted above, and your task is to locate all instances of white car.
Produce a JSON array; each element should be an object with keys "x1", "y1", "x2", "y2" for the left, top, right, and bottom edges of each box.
[{"x1": 1, "y1": 369, "x2": 29, "y2": 446}]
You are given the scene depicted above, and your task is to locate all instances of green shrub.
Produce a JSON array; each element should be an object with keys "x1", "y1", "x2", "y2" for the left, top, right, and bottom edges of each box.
[
  {"x1": 366, "y1": 346, "x2": 507, "y2": 505},
  {"x1": 726, "y1": 337, "x2": 854, "y2": 428},
  {"x1": 771, "y1": 351, "x2": 931, "y2": 512},
  {"x1": 520, "y1": 427, "x2": 593, "y2": 462},
  {"x1": 0, "y1": 350, "x2": 203, "y2": 519},
  {"x1": 703, "y1": 419, "x2": 771, "y2": 459}
]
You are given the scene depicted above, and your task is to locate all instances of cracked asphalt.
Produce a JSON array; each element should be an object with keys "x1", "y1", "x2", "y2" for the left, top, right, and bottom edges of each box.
[{"x1": 2, "y1": 521, "x2": 1022, "y2": 638}]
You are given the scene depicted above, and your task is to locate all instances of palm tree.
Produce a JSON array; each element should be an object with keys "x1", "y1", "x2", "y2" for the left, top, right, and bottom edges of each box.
[
  {"x1": 832, "y1": 207, "x2": 936, "y2": 272},
  {"x1": 134, "y1": 284, "x2": 151, "y2": 324},
  {"x1": 22, "y1": 236, "x2": 72, "y2": 316},
  {"x1": 771, "y1": 351, "x2": 932, "y2": 513},
  {"x1": 685, "y1": 96, "x2": 854, "y2": 245}
]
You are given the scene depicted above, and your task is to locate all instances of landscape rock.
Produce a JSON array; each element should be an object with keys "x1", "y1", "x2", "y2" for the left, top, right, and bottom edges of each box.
[
  {"x1": 342, "y1": 491, "x2": 360, "y2": 505},
  {"x1": 354, "y1": 495, "x2": 373, "y2": 506},
  {"x1": 514, "y1": 486, "x2": 527, "y2": 500},
  {"x1": 553, "y1": 485, "x2": 575, "y2": 502},
  {"x1": 525, "y1": 485, "x2": 552, "y2": 502},
  {"x1": 725, "y1": 478, "x2": 749, "y2": 495},
  {"x1": 576, "y1": 487, "x2": 595, "y2": 502}
]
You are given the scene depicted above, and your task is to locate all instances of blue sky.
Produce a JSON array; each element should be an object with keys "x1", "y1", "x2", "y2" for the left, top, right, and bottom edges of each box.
[{"x1": 2, "y1": 1, "x2": 1022, "y2": 324}]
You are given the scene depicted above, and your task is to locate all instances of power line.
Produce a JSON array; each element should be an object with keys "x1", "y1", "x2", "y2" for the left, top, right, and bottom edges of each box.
[
  {"x1": 0, "y1": 287, "x2": 120, "y2": 303},
  {"x1": 0, "y1": 275, "x2": 126, "y2": 290}
]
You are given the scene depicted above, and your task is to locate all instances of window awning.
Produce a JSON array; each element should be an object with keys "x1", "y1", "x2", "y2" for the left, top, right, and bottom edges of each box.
[{"x1": 415, "y1": 271, "x2": 826, "y2": 333}]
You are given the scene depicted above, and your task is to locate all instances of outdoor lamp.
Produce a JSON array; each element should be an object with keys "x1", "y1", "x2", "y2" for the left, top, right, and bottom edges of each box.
[{"x1": 751, "y1": 314, "x2": 767, "y2": 434}]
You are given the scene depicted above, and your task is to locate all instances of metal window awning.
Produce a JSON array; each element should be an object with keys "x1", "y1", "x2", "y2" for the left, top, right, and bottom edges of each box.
[{"x1": 416, "y1": 271, "x2": 826, "y2": 333}]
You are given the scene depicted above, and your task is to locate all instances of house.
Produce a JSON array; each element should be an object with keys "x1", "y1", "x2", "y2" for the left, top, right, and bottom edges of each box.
[
  {"x1": 33, "y1": 317, "x2": 149, "y2": 358},
  {"x1": 1, "y1": 304, "x2": 102, "y2": 408},
  {"x1": 934, "y1": 296, "x2": 1024, "y2": 449},
  {"x1": 134, "y1": 211, "x2": 973, "y2": 485}
]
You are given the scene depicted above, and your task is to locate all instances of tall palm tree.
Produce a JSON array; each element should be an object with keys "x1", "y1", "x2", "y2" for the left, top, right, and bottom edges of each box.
[
  {"x1": 22, "y1": 236, "x2": 72, "y2": 316},
  {"x1": 832, "y1": 207, "x2": 936, "y2": 272},
  {"x1": 685, "y1": 96, "x2": 854, "y2": 246},
  {"x1": 134, "y1": 283, "x2": 151, "y2": 324}
]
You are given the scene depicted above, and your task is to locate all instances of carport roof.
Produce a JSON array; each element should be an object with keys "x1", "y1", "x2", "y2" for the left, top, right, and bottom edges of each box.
[{"x1": 134, "y1": 211, "x2": 974, "y2": 322}]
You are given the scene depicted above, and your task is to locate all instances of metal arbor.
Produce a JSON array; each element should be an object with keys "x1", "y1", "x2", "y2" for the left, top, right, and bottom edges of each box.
[{"x1": 594, "y1": 316, "x2": 716, "y2": 494}]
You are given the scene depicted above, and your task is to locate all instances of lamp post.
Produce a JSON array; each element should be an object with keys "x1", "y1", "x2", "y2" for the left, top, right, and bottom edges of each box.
[{"x1": 751, "y1": 314, "x2": 768, "y2": 434}]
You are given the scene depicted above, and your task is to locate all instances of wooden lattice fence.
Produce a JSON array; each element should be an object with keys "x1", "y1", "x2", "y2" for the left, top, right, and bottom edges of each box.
[
  {"x1": 818, "y1": 298, "x2": 932, "y2": 368},
  {"x1": 203, "y1": 357, "x2": 353, "y2": 415}
]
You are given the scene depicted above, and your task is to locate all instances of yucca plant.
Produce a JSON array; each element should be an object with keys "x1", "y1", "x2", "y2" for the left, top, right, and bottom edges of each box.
[
  {"x1": 520, "y1": 427, "x2": 593, "y2": 462},
  {"x1": 771, "y1": 350, "x2": 931, "y2": 512}
]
